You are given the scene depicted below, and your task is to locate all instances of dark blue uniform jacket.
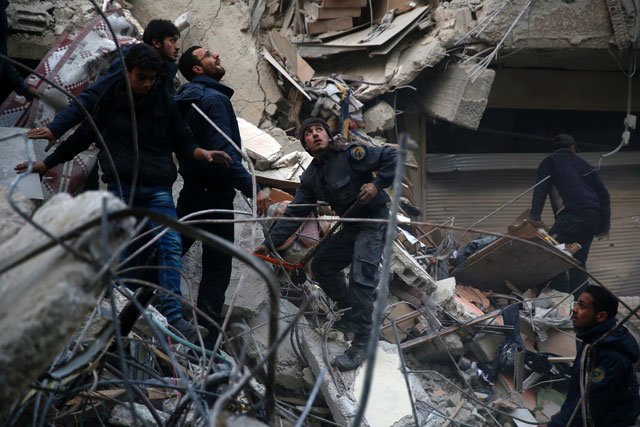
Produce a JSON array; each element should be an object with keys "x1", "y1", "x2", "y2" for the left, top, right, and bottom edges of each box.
[
  {"x1": 174, "y1": 75, "x2": 257, "y2": 199},
  {"x1": 268, "y1": 143, "x2": 397, "y2": 249},
  {"x1": 530, "y1": 149, "x2": 610, "y2": 234},
  {"x1": 549, "y1": 318, "x2": 640, "y2": 427}
]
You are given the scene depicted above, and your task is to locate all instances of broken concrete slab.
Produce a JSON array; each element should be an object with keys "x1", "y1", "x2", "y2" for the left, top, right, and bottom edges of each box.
[
  {"x1": 353, "y1": 341, "x2": 430, "y2": 426},
  {"x1": 363, "y1": 101, "x2": 396, "y2": 134},
  {"x1": 0, "y1": 191, "x2": 135, "y2": 413},
  {"x1": 238, "y1": 117, "x2": 283, "y2": 166},
  {"x1": 240, "y1": 298, "x2": 305, "y2": 391},
  {"x1": 0, "y1": 127, "x2": 44, "y2": 199},
  {"x1": 418, "y1": 63, "x2": 495, "y2": 130},
  {"x1": 0, "y1": 185, "x2": 34, "y2": 243},
  {"x1": 391, "y1": 241, "x2": 437, "y2": 294}
]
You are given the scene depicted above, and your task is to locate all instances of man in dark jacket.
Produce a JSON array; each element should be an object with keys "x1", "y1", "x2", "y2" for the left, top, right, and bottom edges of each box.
[
  {"x1": 255, "y1": 117, "x2": 397, "y2": 371},
  {"x1": 546, "y1": 284, "x2": 639, "y2": 427},
  {"x1": 529, "y1": 134, "x2": 610, "y2": 292},
  {"x1": 1, "y1": 0, "x2": 36, "y2": 102},
  {"x1": 175, "y1": 45, "x2": 268, "y2": 346},
  {"x1": 27, "y1": 19, "x2": 181, "y2": 144},
  {"x1": 16, "y1": 44, "x2": 232, "y2": 342}
]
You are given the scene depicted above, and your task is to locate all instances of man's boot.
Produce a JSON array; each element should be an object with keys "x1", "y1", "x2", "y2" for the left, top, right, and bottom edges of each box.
[
  {"x1": 170, "y1": 317, "x2": 209, "y2": 343},
  {"x1": 333, "y1": 334, "x2": 369, "y2": 371}
]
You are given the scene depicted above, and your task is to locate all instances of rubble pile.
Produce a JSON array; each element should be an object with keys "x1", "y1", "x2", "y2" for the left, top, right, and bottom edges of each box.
[{"x1": 0, "y1": 0, "x2": 639, "y2": 426}]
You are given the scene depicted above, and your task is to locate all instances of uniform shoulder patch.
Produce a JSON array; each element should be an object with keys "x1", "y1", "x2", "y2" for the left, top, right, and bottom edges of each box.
[
  {"x1": 590, "y1": 367, "x2": 605, "y2": 383},
  {"x1": 349, "y1": 145, "x2": 367, "y2": 161}
]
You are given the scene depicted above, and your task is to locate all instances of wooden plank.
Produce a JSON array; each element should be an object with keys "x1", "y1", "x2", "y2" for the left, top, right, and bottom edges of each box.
[
  {"x1": 297, "y1": 44, "x2": 365, "y2": 58},
  {"x1": 261, "y1": 49, "x2": 312, "y2": 100},
  {"x1": 269, "y1": 30, "x2": 315, "y2": 82},
  {"x1": 307, "y1": 3, "x2": 362, "y2": 19},
  {"x1": 323, "y1": 6, "x2": 428, "y2": 47},
  {"x1": 306, "y1": 16, "x2": 353, "y2": 34},
  {"x1": 322, "y1": 0, "x2": 367, "y2": 7},
  {"x1": 372, "y1": 0, "x2": 418, "y2": 21}
]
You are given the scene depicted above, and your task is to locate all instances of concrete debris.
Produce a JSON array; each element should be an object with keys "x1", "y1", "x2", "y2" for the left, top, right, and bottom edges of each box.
[
  {"x1": 363, "y1": 101, "x2": 396, "y2": 134},
  {"x1": 353, "y1": 341, "x2": 430, "y2": 427},
  {"x1": 238, "y1": 117, "x2": 283, "y2": 167},
  {"x1": 0, "y1": 190, "x2": 134, "y2": 413},
  {"x1": 419, "y1": 63, "x2": 495, "y2": 130},
  {"x1": 1, "y1": 0, "x2": 638, "y2": 426},
  {"x1": 391, "y1": 241, "x2": 437, "y2": 294}
]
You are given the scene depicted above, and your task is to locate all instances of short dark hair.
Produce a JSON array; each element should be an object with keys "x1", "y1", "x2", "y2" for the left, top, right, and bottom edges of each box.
[
  {"x1": 583, "y1": 284, "x2": 618, "y2": 320},
  {"x1": 553, "y1": 133, "x2": 577, "y2": 149},
  {"x1": 142, "y1": 19, "x2": 179, "y2": 45},
  {"x1": 124, "y1": 43, "x2": 163, "y2": 73},
  {"x1": 178, "y1": 46, "x2": 202, "y2": 81}
]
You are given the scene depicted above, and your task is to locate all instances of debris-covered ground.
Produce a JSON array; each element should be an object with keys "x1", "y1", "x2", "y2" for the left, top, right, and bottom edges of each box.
[{"x1": 1, "y1": 0, "x2": 639, "y2": 426}]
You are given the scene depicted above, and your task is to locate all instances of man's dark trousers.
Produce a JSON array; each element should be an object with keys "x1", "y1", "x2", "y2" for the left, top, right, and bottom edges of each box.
[
  {"x1": 310, "y1": 211, "x2": 386, "y2": 337},
  {"x1": 550, "y1": 208, "x2": 602, "y2": 293},
  {"x1": 177, "y1": 182, "x2": 234, "y2": 340}
]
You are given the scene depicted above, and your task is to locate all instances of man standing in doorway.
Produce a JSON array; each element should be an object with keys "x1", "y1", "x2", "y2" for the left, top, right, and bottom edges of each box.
[
  {"x1": 529, "y1": 134, "x2": 610, "y2": 292},
  {"x1": 175, "y1": 45, "x2": 269, "y2": 347}
]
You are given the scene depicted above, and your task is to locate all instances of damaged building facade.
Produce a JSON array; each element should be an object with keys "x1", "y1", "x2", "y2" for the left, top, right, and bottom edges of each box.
[{"x1": 1, "y1": 0, "x2": 639, "y2": 426}]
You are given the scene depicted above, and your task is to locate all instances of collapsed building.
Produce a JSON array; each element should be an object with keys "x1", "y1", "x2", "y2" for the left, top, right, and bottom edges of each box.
[{"x1": 0, "y1": 0, "x2": 639, "y2": 426}]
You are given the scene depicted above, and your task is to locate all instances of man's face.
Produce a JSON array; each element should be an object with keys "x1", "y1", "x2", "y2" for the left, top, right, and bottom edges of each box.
[
  {"x1": 303, "y1": 124, "x2": 331, "y2": 156},
  {"x1": 192, "y1": 47, "x2": 225, "y2": 80},
  {"x1": 572, "y1": 292, "x2": 605, "y2": 330},
  {"x1": 128, "y1": 67, "x2": 157, "y2": 95},
  {"x1": 154, "y1": 36, "x2": 179, "y2": 62}
]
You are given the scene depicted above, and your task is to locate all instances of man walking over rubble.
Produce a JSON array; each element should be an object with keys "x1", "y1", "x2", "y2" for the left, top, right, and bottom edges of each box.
[
  {"x1": 529, "y1": 134, "x2": 610, "y2": 292},
  {"x1": 16, "y1": 44, "x2": 233, "y2": 342},
  {"x1": 27, "y1": 19, "x2": 182, "y2": 144},
  {"x1": 545, "y1": 284, "x2": 639, "y2": 427},
  {"x1": 255, "y1": 117, "x2": 397, "y2": 371},
  {"x1": 174, "y1": 45, "x2": 269, "y2": 347}
]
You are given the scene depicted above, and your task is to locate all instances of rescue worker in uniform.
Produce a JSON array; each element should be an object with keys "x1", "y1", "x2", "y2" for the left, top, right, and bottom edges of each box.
[
  {"x1": 546, "y1": 284, "x2": 639, "y2": 427},
  {"x1": 255, "y1": 117, "x2": 397, "y2": 371},
  {"x1": 529, "y1": 134, "x2": 610, "y2": 292}
]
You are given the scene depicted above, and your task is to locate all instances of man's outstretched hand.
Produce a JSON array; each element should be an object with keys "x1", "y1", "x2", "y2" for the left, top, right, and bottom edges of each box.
[
  {"x1": 27, "y1": 126, "x2": 57, "y2": 152},
  {"x1": 15, "y1": 160, "x2": 48, "y2": 175}
]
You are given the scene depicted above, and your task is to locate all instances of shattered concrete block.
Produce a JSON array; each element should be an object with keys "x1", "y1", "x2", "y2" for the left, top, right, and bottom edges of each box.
[
  {"x1": 0, "y1": 191, "x2": 135, "y2": 413},
  {"x1": 237, "y1": 118, "x2": 283, "y2": 165},
  {"x1": 363, "y1": 101, "x2": 396, "y2": 134},
  {"x1": 432, "y1": 277, "x2": 457, "y2": 305},
  {"x1": 353, "y1": 341, "x2": 431, "y2": 427},
  {"x1": 391, "y1": 242, "x2": 437, "y2": 294},
  {"x1": 6, "y1": 2, "x2": 53, "y2": 34},
  {"x1": 419, "y1": 64, "x2": 495, "y2": 130},
  {"x1": 240, "y1": 298, "x2": 305, "y2": 391},
  {"x1": 109, "y1": 403, "x2": 169, "y2": 426},
  {"x1": 270, "y1": 150, "x2": 313, "y2": 169},
  {"x1": 0, "y1": 185, "x2": 34, "y2": 243}
]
